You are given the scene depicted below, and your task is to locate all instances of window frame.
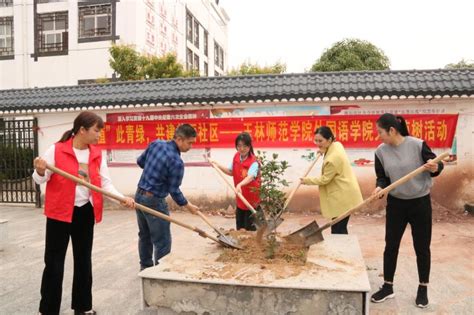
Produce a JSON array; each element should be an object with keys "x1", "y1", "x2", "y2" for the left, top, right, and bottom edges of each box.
[
  {"x1": 0, "y1": 0, "x2": 13, "y2": 8},
  {"x1": 37, "y1": 11, "x2": 68, "y2": 56},
  {"x1": 204, "y1": 61, "x2": 208, "y2": 76},
  {"x1": 78, "y1": 1, "x2": 119, "y2": 43},
  {"x1": 193, "y1": 53, "x2": 199, "y2": 72},
  {"x1": 214, "y1": 40, "x2": 224, "y2": 70},
  {"x1": 186, "y1": 9, "x2": 200, "y2": 50},
  {"x1": 186, "y1": 48, "x2": 193, "y2": 71},
  {"x1": 0, "y1": 16, "x2": 14, "y2": 60},
  {"x1": 186, "y1": 12, "x2": 193, "y2": 43},
  {"x1": 203, "y1": 30, "x2": 208, "y2": 57}
]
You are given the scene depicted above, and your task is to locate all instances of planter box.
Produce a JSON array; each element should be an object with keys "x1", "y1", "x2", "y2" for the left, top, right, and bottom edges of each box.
[
  {"x1": 139, "y1": 234, "x2": 370, "y2": 314},
  {"x1": 0, "y1": 219, "x2": 8, "y2": 251}
]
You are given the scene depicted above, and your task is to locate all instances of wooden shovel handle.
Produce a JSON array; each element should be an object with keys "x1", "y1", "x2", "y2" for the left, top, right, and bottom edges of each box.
[
  {"x1": 283, "y1": 153, "x2": 322, "y2": 211},
  {"x1": 195, "y1": 210, "x2": 222, "y2": 236},
  {"x1": 45, "y1": 163, "x2": 220, "y2": 243},
  {"x1": 319, "y1": 151, "x2": 450, "y2": 231},
  {"x1": 207, "y1": 160, "x2": 258, "y2": 215}
]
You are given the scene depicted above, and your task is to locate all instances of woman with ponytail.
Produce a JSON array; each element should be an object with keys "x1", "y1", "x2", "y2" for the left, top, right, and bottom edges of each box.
[
  {"x1": 208, "y1": 132, "x2": 261, "y2": 231},
  {"x1": 370, "y1": 113, "x2": 444, "y2": 308},
  {"x1": 33, "y1": 111, "x2": 135, "y2": 315}
]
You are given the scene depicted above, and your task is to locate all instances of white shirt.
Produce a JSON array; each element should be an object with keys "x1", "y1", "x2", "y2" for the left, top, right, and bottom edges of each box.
[{"x1": 33, "y1": 144, "x2": 124, "y2": 207}]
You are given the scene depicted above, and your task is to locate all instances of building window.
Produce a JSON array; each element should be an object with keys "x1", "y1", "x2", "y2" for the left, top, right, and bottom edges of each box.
[
  {"x1": 204, "y1": 62, "x2": 208, "y2": 76},
  {"x1": 79, "y1": 4, "x2": 112, "y2": 39},
  {"x1": 159, "y1": 2, "x2": 167, "y2": 18},
  {"x1": 193, "y1": 54, "x2": 199, "y2": 71},
  {"x1": 37, "y1": 12, "x2": 68, "y2": 55},
  {"x1": 186, "y1": 10, "x2": 200, "y2": 49},
  {"x1": 193, "y1": 20, "x2": 199, "y2": 48},
  {"x1": 160, "y1": 21, "x2": 167, "y2": 35},
  {"x1": 186, "y1": 48, "x2": 200, "y2": 72},
  {"x1": 186, "y1": 12, "x2": 192, "y2": 42},
  {"x1": 0, "y1": 0, "x2": 13, "y2": 7},
  {"x1": 0, "y1": 17, "x2": 14, "y2": 58},
  {"x1": 186, "y1": 48, "x2": 193, "y2": 71},
  {"x1": 214, "y1": 41, "x2": 224, "y2": 69},
  {"x1": 203, "y1": 31, "x2": 208, "y2": 57}
]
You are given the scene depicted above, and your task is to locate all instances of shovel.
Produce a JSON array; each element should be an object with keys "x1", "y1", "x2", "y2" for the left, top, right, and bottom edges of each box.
[
  {"x1": 207, "y1": 159, "x2": 268, "y2": 231},
  {"x1": 194, "y1": 210, "x2": 242, "y2": 249},
  {"x1": 44, "y1": 163, "x2": 242, "y2": 250},
  {"x1": 285, "y1": 151, "x2": 450, "y2": 247},
  {"x1": 269, "y1": 153, "x2": 322, "y2": 233}
]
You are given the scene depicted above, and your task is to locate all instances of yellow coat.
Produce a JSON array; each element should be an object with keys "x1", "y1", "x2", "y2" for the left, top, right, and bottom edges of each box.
[{"x1": 302, "y1": 141, "x2": 363, "y2": 219}]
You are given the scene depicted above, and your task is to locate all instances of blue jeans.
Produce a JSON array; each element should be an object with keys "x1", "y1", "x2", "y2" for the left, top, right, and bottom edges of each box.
[{"x1": 135, "y1": 192, "x2": 171, "y2": 270}]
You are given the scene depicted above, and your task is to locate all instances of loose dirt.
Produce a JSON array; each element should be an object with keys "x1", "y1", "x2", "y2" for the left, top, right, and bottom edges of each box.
[{"x1": 217, "y1": 230, "x2": 308, "y2": 266}]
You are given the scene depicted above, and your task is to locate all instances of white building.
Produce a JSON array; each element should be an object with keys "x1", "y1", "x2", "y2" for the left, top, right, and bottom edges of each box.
[{"x1": 0, "y1": 0, "x2": 229, "y2": 89}]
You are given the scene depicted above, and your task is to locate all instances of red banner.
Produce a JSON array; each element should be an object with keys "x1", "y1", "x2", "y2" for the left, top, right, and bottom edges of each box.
[{"x1": 97, "y1": 114, "x2": 458, "y2": 149}]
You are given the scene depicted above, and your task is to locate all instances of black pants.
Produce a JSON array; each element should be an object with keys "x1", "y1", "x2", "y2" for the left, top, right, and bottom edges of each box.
[
  {"x1": 331, "y1": 215, "x2": 350, "y2": 234},
  {"x1": 383, "y1": 194, "x2": 432, "y2": 284},
  {"x1": 236, "y1": 207, "x2": 257, "y2": 231},
  {"x1": 39, "y1": 202, "x2": 95, "y2": 315}
]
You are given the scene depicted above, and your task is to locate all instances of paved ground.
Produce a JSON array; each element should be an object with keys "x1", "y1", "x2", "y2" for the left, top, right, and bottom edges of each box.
[{"x1": 0, "y1": 205, "x2": 473, "y2": 314}]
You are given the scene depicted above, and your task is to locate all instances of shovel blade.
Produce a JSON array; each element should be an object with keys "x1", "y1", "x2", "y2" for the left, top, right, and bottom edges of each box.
[
  {"x1": 284, "y1": 220, "x2": 324, "y2": 247},
  {"x1": 217, "y1": 234, "x2": 243, "y2": 250},
  {"x1": 251, "y1": 209, "x2": 284, "y2": 239},
  {"x1": 263, "y1": 217, "x2": 284, "y2": 236},
  {"x1": 252, "y1": 209, "x2": 267, "y2": 228}
]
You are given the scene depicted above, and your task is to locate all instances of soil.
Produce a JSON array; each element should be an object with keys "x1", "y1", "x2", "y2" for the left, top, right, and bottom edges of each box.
[
  {"x1": 217, "y1": 230, "x2": 308, "y2": 266},
  {"x1": 195, "y1": 229, "x2": 355, "y2": 284},
  {"x1": 196, "y1": 230, "x2": 313, "y2": 283}
]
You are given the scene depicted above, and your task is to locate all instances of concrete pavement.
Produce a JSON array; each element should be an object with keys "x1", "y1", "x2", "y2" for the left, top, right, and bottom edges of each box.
[{"x1": 0, "y1": 205, "x2": 472, "y2": 314}]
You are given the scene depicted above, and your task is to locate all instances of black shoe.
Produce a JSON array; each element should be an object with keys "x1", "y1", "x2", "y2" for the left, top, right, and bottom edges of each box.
[
  {"x1": 74, "y1": 310, "x2": 96, "y2": 315},
  {"x1": 415, "y1": 285, "x2": 429, "y2": 308},
  {"x1": 371, "y1": 283, "x2": 395, "y2": 303}
]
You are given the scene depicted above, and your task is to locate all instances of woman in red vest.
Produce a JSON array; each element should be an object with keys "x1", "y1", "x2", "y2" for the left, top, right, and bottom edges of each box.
[
  {"x1": 33, "y1": 111, "x2": 135, "y2": 315},
  {"x1": 210, "y1": 132, "x2": 261, "y2": 231}
]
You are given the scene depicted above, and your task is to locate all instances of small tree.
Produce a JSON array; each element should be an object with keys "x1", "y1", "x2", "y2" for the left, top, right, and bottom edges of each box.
[
  {"x1": 311, "y1": 38, "x2": 390, "y2": 72},
  {"x1": 256, "y1": 151, "x2": 290, "y2": 258},
  {"x1": 141, "y1": 53, "x2": 199, "y2": 79},
  {"x1": 109, "y1": 44, "x2": 198, "y2": 81},
  {"x1": 109, "y1": 44, "x2": 142, "y2": 81},
  {"x1": 228, "y1": 61, "x2": 286, "y2": 76},
  {"x1": 445, "y1": 59, "x2": 474, "y2": 69}
]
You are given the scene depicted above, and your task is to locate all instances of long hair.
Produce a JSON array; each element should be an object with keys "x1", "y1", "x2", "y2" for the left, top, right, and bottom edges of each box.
[
  {"x1": 376, "y1": 113, "x2": 409, "y2": 136},
  {"x1": 314, "y1": 126, "x2": 335, "y2": 141},
  {"x1": 59, "y1": 111, "x2": 104, "y2": 142},
  {"x1": 235, "y1": 132, "x2": 255, "y2": 156}
]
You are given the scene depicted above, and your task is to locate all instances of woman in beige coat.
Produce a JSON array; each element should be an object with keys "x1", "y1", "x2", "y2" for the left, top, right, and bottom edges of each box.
[{"x1": 301, "y1": 126, "x2": 363, "y2": 234}]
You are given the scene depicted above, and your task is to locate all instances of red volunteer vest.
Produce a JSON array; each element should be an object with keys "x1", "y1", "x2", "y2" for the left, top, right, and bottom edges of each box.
[
  {"x1": 232, "y1": 152, "x2": 261, "y2": 210},
  {"x1": 44, "y1": 137, "x2": 104, "y2": 223}
]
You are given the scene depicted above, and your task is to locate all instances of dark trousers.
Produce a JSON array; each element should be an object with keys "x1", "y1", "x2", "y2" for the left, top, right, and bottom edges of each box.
[
  {"x1": 331, "y1": 215, "x2": 350, "y2": 234},
  {"x1": 39, "y1": 202, "x2": 95, "y2": 315},
  {"x1": 383, "y1": 194, "x2": 432, "y2": 284},
  {"x1": 135, "y1": 191, "x2": 171, "y2": 270},
  {"x1": 236, "y1": 207, "x2": 257, "y2": 231}
]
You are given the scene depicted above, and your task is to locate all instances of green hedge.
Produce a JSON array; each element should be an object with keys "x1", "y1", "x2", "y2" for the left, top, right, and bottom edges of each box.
[{"x1": 0, "y1": 144, "x2": 35, "y2": 181}]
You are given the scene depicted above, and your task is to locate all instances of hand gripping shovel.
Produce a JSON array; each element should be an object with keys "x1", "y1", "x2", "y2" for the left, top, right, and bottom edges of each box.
[
  {"x1": 268, "y1": 153, "x2": 322, "y2": 234},
  {"x1": 285, "y1": 151, "x2": 450, "y2": 247},
  {"x1": 44, "y1": 163, "x2": 242, "y2": 250},
  {"x1": 207, "y1": 159, "x2": 269, "y2": 233}
]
